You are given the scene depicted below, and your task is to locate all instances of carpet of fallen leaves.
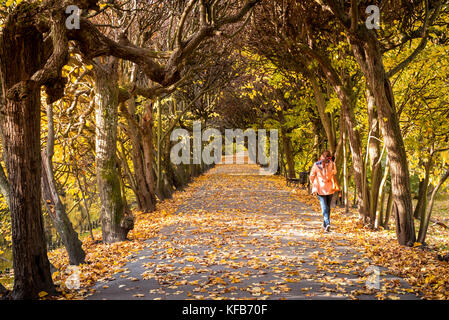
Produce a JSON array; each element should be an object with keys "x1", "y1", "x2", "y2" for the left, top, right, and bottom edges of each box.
[
  {"x1": 46, "y1": 176, "x2": 207, "y2": 300},
  {"x1": 290, "y1": 188, "x2": 449, "y2": 300},
  {"x1": 41, "y1": 163, "x2": 449, "y2": 300}
]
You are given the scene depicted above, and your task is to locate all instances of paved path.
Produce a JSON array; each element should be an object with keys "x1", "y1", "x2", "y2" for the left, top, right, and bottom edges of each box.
[{"x1": 87, "y1": 162, "x2": 418, "y2": 300}]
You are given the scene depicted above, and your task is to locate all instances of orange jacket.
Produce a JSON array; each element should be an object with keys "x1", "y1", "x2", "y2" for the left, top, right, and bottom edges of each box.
[{"x1": 309, "y1": 160, "x2": 340, "y2": 195}]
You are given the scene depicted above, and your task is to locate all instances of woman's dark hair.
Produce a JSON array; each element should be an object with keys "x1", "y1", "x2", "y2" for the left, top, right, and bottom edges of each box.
[{"x1": 321, "y1": 150, "x2": 332, "y2": 158}]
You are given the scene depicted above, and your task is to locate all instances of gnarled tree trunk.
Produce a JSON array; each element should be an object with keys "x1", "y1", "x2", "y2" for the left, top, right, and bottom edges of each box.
[
  {"x1": 94, "y1": 59, "x2": 133, "y2": 243},
  {"x1": 0, "y1": 11, "x2": 55, "y2": 299}
]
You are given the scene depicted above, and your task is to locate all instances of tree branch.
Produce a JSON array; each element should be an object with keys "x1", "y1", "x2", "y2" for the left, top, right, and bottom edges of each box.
[
  {"x1": 387, "y1": 0, "x2": 442, "y2": 78},
  {"x1": 176, "y1": 0, "x2": 198, "y2": 47}
]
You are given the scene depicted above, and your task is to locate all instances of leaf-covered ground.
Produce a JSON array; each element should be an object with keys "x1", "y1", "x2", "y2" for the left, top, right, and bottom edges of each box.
[{"x1": 44, "y1": 162, "x2": 449, "y2": 300}]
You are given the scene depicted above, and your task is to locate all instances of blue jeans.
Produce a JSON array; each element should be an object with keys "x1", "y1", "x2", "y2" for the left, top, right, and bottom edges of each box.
[{"x1": 317, "y1": 194, "x2": 333, "y2": 228}]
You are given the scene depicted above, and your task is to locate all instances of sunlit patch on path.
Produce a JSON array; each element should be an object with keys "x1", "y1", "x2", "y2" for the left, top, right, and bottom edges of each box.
[{"x1": 87, "y1": 162, "x2": 419, "y2": 300}]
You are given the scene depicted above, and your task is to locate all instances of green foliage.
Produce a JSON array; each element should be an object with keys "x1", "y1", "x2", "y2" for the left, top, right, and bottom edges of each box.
[{"x1": 385, "y1": 37, "x2": 449, "y2": 187}]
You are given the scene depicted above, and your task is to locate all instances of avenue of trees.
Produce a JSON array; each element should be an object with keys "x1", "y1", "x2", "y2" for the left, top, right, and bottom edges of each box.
[{"x1": 0, "y1": 0, "x2": 448, "y2": 299}]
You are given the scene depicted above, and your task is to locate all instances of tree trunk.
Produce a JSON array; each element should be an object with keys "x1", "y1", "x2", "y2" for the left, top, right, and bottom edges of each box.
[
  {"x1": 0, "y1": 13, "x2": 55, "y2": 298},
  {"x1": 308, "y1": 107, "x2": 324, "y2": 161},
  {"x1": 343, "y1": 98, "x2": 368, "y2": 220},
  {"x1": 141, "y1": 103, "x2": 157, "y2": 207},
  {"x1": 41, "y1": 152, "x2": 86, "y2": 265},
  {"x1": 343, "y1": 127, "x2": 350, "y2": 214},
  {"x1": 75, "y1": 171, "x2": 95, "y2": 242},
  {"x1": 417, "y1": 166, "x2": 449, "y2": 243},
  {"x1": 41, "y1": 105, "x2": 85, "y2": 265},
  {"x1": 124, "y1": 98, "x2": 155, "y2": 211},
  {"x1": 383, "y1": 188, "x2": 393, "y2": 229},
  {"x1": 118, "y1": 137, "x2": 139, "y2": 202},
  {"x1": 163, "y1": 136, "x2": 183, "y2": 190},
  {"x1": 94, "y1": 59, "x2": 133, "y2": 243},
  {"x1": 156, "y1": 100, "x2": 163, "y2": 196},
  {"x1": 349, "y1": 32, "x2": 416, "y2": 246},
  {"x1": 281, "y1": 127, "x2": 296, "y2": 179},
  {"x1": 367, "y1": 88, "x2": 383, "y2": 225},
  {"x1": 414, "y1": 179, "x2": 426, "y2": 219},
  {"x1": 375, "y1": 160, "x2": 390, "y2": 229},
  {"x1": 416, "y1": 157, "x2": 433, "y2": 239}
]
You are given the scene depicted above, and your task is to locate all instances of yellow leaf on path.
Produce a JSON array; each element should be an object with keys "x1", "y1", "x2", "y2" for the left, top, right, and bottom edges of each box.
[
  {"x1": 230, "y1": 276, "x2": 241, "y2": 283},
  {"x1": 38, "y1": 291, "x2": 48, "y2": 298}
]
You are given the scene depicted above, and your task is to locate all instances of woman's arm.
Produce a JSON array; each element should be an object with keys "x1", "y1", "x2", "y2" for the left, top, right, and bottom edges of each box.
[
  {"x1": 309, "y1": 164, "x2": 317, "y2": 184},
  {"x1": 332, "y1": 161, "x2": 337, "y2": 175}
]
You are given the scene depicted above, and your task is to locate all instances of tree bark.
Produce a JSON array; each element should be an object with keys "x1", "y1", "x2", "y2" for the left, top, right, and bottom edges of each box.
[
  {"x1": 0, "y1": 11, "x2": 55, "y2": 298},
  {"x1": 94, "y1": 59, "x2": 133, "y2": 243}
]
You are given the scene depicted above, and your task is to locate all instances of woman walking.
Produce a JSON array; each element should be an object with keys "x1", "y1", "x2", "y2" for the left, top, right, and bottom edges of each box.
[{"x1": 309, "y1": 150, "x2": 340, "y2": 232}]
